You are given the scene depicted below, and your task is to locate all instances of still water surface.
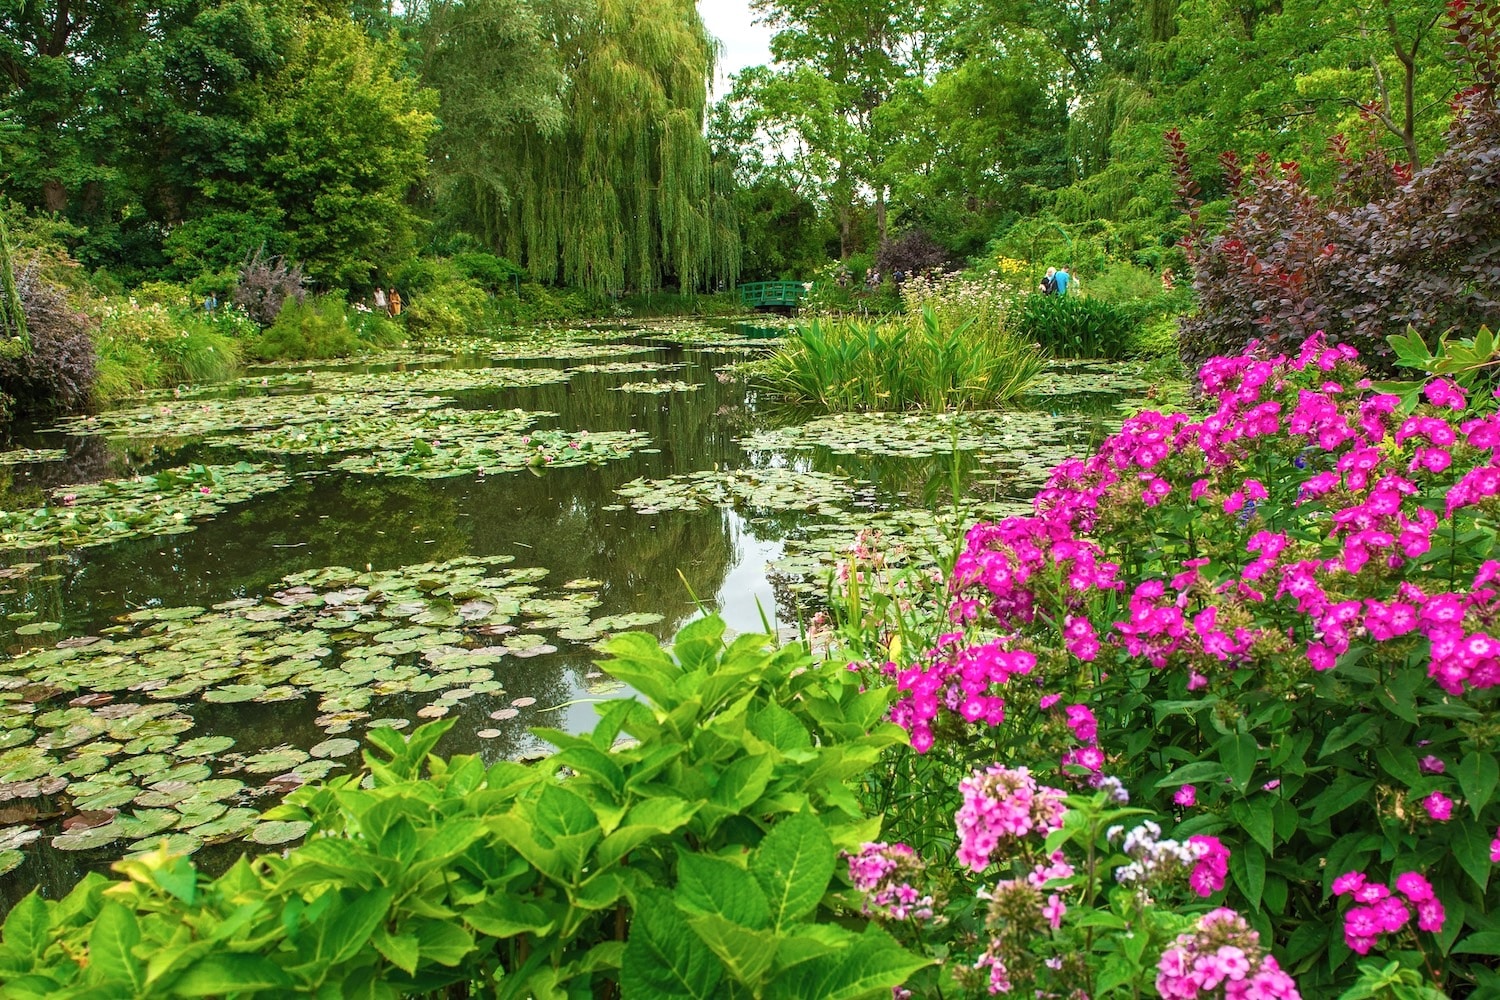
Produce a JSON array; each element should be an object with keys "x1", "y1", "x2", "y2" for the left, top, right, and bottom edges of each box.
[{"x1": 0, "y1": 320, "x2": 1140, "y2": 901}]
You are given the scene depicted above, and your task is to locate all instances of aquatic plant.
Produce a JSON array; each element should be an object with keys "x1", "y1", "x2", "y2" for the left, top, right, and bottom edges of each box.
[{"x1": 757, "y1": 306, "x2": 1044, "y2": 412}]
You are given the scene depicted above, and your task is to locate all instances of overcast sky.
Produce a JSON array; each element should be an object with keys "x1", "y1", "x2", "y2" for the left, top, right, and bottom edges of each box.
[{"x1": 698, "y1": 1, "x2": 775, "y2": 96}]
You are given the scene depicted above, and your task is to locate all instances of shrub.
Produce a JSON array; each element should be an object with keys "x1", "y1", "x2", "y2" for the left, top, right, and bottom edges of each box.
[
  {"x1": 450, "y1": 250, "x2": 523, "y2": 293},
  {"x1": 0, "y1": 267, "x2": 97, "y2": 416},
  {"x1": 840, "y1": 334, "x2": 1500, "y2": 995},
  {"x1": 399, "y1": 277, "x2": 490, "y2": 340},
  {"x1": 233, "y1": 249, "x2": 306, "y2": 328},
  {"x1": 0, "y1": 617, "x2": 926, "y2": 998},
  {"x1": 1169, "y1": 1, "x2": 1500, "y2": 373},
  {"x1": 876, "y1": 228, "x2": 953, "y2": 278},
  {"x1": 247, "y1": 295, "x2": 377, "y2": 361},
  {"x1": 1014, "y1": 292, "x2": 1136, "y2": 359}
]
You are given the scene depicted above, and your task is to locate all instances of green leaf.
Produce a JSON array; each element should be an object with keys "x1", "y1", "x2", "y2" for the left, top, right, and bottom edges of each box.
[
  {"x1": 412, "y1": 919, "x2": 474, "y2": 967},
  {"x1": 750, "y1": 704, "x2": 812, "y2": 753},
  {"x1": 751, "y1": 808, "x2": 836, "y2": 930},
  {"x1": 316, "y1": 889, "x2": 394, "y2": 968},
  {"x1": 620, "y1": 891, "x2": 724, "y2": 999},
  {"x1": 598, "y1": 633, "x2": 683, "y2": 708},
  {"x1": 1219, "y1": 733, "x2": 1258, "y2": 792},
  {"x1": 464, "y1": 899, "x2": 555, "y2": 939},
  {"x1": 87, "y1": 903, "x2": 143, "y2": 992},
  {"x1": 710, "y1": 755, "x2": 774, "y2": 812},
  {"x1": 675, "y1": 851, "x2": 771, "y2": 930},
  {"x1": 1, "y1": 892, "x2": 51, "y2": 970},
  {"x1": 1451, "y1": 821, "x2": 1493, "y2": 894},
  {"x1": 1229, "y1": 841, "x2": 1266, "y2": 910},
  {"x1": 1454, "y1": 931, "x2": 1500, "y2": 956},
  {"x1": 1457, "y1": 751, "x2": 1499, "y2": 818},
  {"x1": 372, "y1": 929, "x2": 419, "y2": 976},
  {"x1": 683, "y1": 912, "x2": 779, "y2": 989},
  {"x1": 766, "y1": 924, "x2": 928, "y2": 1000},
  {"x1": 1308, "y1": 777, "x2": 1377, "y2": 825},
  {"x1": 168, "y1": 954, "x2": 294, "y2": 995},
  {"x1": 1230, "y1": 798, "x2": 1275, "y2": 853}
]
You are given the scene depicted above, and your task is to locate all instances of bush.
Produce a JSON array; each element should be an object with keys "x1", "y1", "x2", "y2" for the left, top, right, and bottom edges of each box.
[
  {"x1": 233, "y1": 249, "x2": 306, "y2": 328},
  {"x1": 876, "y1": 228, "x2": 953, "y2": 278},
  {"x1": 1169, "y1": 5, "x2": 1500, "y2": 373},
  {"x1": 450, "y1": 250, "x2": 524, "y2": 293},
  {"x1": 0, "y1": 267, "x2": 97, "y2": 416},
  {"x1": 0, "y1": 617, "x2": 925, "y2": 998},
  {"x1": 246, "y1": 295, "x2": 400, "y2": 361},
  {"x1": 399, "y1": 277, "x2": 490, "y2": 340},
  {"x1": 835, "y1": 334, "x2": 1500, "y2": 996},
  {"x1": 1014, "y1": 292, "x2": 1137, "y2": 359}
]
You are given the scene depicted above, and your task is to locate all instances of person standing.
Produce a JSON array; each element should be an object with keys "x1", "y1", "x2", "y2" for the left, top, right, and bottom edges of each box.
[
  {"x1": 373, "y1": 287, "x2": 388, "y2": 313},
  {"x1": 388, "y1": 288, "x2": 402, "y2": 316},
  {"x1": 1039, "y1": 267, "x2": 1057, "y2": 295},
  {"x1": 1053, "y1": 267, "x2": 1072, "y2": 296}
]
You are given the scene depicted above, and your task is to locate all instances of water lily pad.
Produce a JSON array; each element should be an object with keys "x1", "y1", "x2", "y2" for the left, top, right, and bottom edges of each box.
[
  {"x1": 124, "y1": 833, "x2": 202, "y2": 857},
  {"x1": 189, "y1": 808, "x2": 259, "y2": 840},
  {"x1": 0, "y1": 850, "x2": 23, "y2": 875},
  {"x1": 248, "y1": 820, "x2": 311, "y2": 845},
  {"x1": 174, "y1": 735, "x2": 236, "y2": 758},
  {"x1": 309, "y1": 737, "x2": 360, "y2": 759},
  {"x1": 52, "y1": 824, "x2": 122, "y2": 851},
  {"x1": 489, "y1": 708, "x2": 519, "y2": 721},
  {"x1": 476, "y1": 728, "x2": 502, "y2": 739},
  {"x1": 203, "y1": 685, "x2": 267, "y2": 704},
  {"x1": 14, "y1": 621, "x2": 62, "y2": 636}
]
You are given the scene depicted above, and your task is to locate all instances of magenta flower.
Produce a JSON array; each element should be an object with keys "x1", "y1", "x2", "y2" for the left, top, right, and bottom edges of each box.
[
  {"x1": 1423, "y1": 791, "x2": 1454, "y2": 821},
  {"x1": 1419, "y1": 755, "x2": 1445, "y2": 774},
  {"x1": 1174, "y1": 784, "x2": 1197, "y2": 808}
]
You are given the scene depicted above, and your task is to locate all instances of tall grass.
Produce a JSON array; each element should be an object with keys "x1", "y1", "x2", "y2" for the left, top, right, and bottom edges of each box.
[
  {"x1": 758, "y1": 306, "x2": 1045, "y2": 412},
  {"x1": 91, "y1": 298, "x2": 245, "y2": 402}
]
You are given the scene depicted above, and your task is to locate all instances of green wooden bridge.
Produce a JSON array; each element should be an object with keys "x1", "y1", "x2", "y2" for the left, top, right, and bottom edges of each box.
[{"x1": 738, "y1": 280, "x2": 812, "y2": 310}]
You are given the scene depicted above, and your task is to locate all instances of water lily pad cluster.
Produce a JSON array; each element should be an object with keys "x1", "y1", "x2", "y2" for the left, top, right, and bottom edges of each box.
[
  {"x1": 765, "y1": 502, "x2": 1028, "y2": 596},
  {"x1": 0, "y1": 462, "x2": 291, "y2": 553},
  {"x1": 741, "y1": 408, "x2": 1121, "y2": 464},
  {"x1": 332, "y1": 427, "x2": 651, "y2": 479},
  {"x1": 0, "y1": 448, "x2": 66, "y2": 466},
  {"x1": 56, "y1": 391, "x2": 451, "y2": 440},
  {"x1": 220, "y1": 406, "x2": 546, "y2": 457},
  {"x1": 569, "y1": 361, "x2": 685, "y2": 375},
  {"x1": 489, "y1": 340, "x2": 662, "y2": 361},
  {"x1": 0, "y1": 554, "x2": 666, "y2": 864},
  {"x1": 1022, "y1": 362, "x2": 1156, "y2": 398},
  {"x1": 615, "y1": 467, "x2": 865, "y2": 516},
  {"x1": 611, "y1": 380, "x2": 703, "y2": 394}
]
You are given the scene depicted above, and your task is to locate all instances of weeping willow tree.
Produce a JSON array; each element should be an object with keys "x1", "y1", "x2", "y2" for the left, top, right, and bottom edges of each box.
[{"x1": 426, "y1": 0, "x2": 739, "y2": 293}]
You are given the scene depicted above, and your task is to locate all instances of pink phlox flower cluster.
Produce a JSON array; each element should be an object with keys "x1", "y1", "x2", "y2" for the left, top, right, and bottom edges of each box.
[
  {"x1": 1189, "y1": 835, "x2": 1231, "y2": 897},
  {"x1": 954, "y1": 765, "x2": 1067, "y2": 872},
  {"x1": 844, "y1": 842, "x2": 937, "y2": 922},
  {"x1": 1422, "y1": 790, "x2": 1453, "y2": 821},
  {"x1": 1111, "y1": 823, "x2": 1228, "y2": 899},
  {"x1": 890, "y1": 637, "x2": 1036, "y2": 753},
  {"x1": 1026, "y1": 850, "x2": 1076, "y2": 888},
  {"x1": 1490, "y1": 826, "x2": 1500, "y2": 862},
  {"x1": 1424, "y1": 378, "x2": 1468, "y2": 411},
  {"x1": 1156, "y1": 908, "x2": 1301, "y2": 999},
  {"x1": 1332, "y1": 870, "x2": 1444, "y2": 954}
]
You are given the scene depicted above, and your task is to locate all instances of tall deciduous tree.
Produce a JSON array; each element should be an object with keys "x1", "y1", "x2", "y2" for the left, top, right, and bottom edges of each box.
[{"x1": 430, "y1": 0, "x2": 736, "y2": 294}]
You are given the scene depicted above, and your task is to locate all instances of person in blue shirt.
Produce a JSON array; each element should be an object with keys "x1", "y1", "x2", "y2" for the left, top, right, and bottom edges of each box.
[{"x1": 1053, "y1": 267, "x2": 1071, "y2": 295}]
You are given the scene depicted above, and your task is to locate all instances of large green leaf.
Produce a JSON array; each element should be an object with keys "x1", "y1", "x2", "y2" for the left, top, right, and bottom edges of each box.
[
  {"x1": 168, "y1": 954, "x2": 294, "y2": 996},
  {"x1": 1457, "y1": 751, "x2": 1500, "y2": 818},
  {"x1": 675, "y1": 851, "x2": 771, "y2": 930},
  {"x1": 751, "y1": 808, "x2": 836, "y2": 930},
  {"x1": 766, "y1": 924, "x2": 928, "y2": 1000},
  {"x1": 619, "y1": 891, "x2": 724, "y2": 999},
  {"x1": 87, "y1": 903, "x2": 143, "y2": 993}
]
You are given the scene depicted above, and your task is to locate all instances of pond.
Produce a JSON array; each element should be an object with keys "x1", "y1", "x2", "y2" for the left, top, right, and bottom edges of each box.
[{"x1": 0, "y1": 319, "x2": 1154, "y2": 904}]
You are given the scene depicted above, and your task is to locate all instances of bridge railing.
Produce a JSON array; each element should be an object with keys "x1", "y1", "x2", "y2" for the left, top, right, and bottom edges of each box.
[{"x1": 738, "y1": 281, "x2": 813, "y2": 309}]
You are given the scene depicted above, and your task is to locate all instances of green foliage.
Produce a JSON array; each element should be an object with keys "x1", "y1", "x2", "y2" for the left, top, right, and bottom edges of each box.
[
  {"x1": 759, "y1": 306, "x2": 1045, "y2": 412},
  {"x1": 248, "y1": 295, "x2": 402, "y2": 361},
  {"x1": 1014, "y1": 293, "x2": 1137, "y2": 359},
  {"x1": 0, "y1": 616, "x2": 924, "y2": 999}
]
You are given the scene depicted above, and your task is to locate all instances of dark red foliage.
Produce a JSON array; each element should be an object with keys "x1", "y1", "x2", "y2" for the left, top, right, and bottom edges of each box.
[
  {"x1": 0, "y1": 267, "x2": 97, "y2": 417},
  {"x1": 1171, "y1": 0, "x2": 1500, "y2": 373},
  {"x1": 233, "y1": 248, "x2": 306, "y2": 328},
  {"x1": 875, "y1": 229, "x2": 953, "y2": 278}
]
